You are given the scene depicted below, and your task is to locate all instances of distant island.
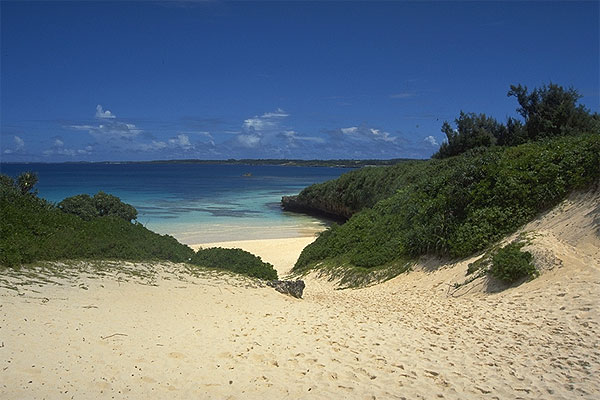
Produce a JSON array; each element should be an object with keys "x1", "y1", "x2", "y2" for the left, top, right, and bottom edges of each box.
[{"x1": 52, "y1": 158, "x2": 418, "y2": 168}]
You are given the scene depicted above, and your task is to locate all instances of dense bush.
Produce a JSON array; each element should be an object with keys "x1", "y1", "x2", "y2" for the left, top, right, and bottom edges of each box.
[
  {"x1": 292, "y1": 159, "x2": 423, "y2": 219},
  {"x1": 435, "y1": 112, "x2": 505, "y2": 159},
  {"x1": 58, "y1": 191, "x2": 138, "y2": 221},
  {"x1": 0, "y1": 183, "x2": 194, "y2": 267},
  {"x1": 58, "y1": 194, "x2": 100, "y2": 220},
  {"x1": 294, "y1": 134, "x2": 600, "y2": 271},
  {"x1": 191, "y1": 247, "x2": 277, "y2": 280},
  {"x1": 489, "y1": 242, "x2": 537, "y2": 283}
]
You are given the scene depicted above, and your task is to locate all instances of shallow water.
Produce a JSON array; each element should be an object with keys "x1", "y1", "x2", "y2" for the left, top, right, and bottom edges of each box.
[{"x1": 1, "y1": 163, "x2": 349, "y2": 244}]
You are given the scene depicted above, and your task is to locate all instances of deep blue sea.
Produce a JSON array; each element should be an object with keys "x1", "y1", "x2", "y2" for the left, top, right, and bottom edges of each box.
[{"x1": 1, "y1": 163, "x2": 349, "y2": 244}]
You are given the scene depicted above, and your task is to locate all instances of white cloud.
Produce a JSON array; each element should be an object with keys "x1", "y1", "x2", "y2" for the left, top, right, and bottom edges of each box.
[
  {"x1": 44, "y1": 140, "x2": 93, "y2": 157},
  {"x1": 424, "y1": 135, "x2": 439, "y2": 146},
  {"x1": 168, "y1": 134, "x2": 193, "y2": 150},
  {"x1": 95, "y1": 105, "x2": 116, "y2": 119},
  {"x1": 71, "y1": 121, "x2": 142, "y2": 139},
  {"x1": 369, "y1": 128, "x2": 395, "y2": 142},
  {"x1": 389, "y1": 92, "x2": 416, "y2": 99},
  {"x1": 281, "y1": 130, "x2": 325, "y2": 144},
  {"x1": 3, "y1": 136, "x2": 25, "y2": 154},
  {"x1": 137, "y1": 140, "x2": 168, "y2": 152},
  {"x1": 262, "y1": 108, "x2": 289, "y2": 118},
  {"x1": 237, "y1": 134, "x2": 261, "y2": 148},
  {"x1": 14, "y1": 136, "x2": 25, "y2": 150},
  {"x1": 71, "y1": 106, "x2": 141, "y2": 140},
  {"x1": 243, "y1": 108, "x2": 289, "y2": 132},
  {"x1": 339, "y1": 125, "x2": 396, "y2": 142}
]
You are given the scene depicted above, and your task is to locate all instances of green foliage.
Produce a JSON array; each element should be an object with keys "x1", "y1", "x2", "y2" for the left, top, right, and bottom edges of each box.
[
  {"x1": 191, "y1": 247, "x2": 277, "y2": 280},
  {"x1": 16, "y1": 171, "x2": 39, "y2": 195},
  {"x1": 508, "y1": 83, "x2": 600, "y2": 141},
  {"x1": 489, "y1": 242, "x2": 537, "y2": 283},
  {"x1": 93, "y1": 191, "x2": 138, "y2": 221},
  {"x1": 432, "y1": 83, "x2": 599, "y2": 159},
  {"x1": 58, "y1": 194, "x2": 99, "y2": 220},
  {"x1": 0, "y1": 185, "x2": 195, "y2": 267},
  {"x1": 0, "y1": 174, "x2": 15, "y2": 188},
  {"x1": 435, "y1": 112, "x2": 504, "y2": 159},
  {"x1": 294, "y1": 134, "x2": 600, "y2": 272},
  {"x1": 293, "y1": 160, "x2": 424, "y2": 218},
  {"x1": 58, "y1": 192, "x2": 137, "y2": 221}
]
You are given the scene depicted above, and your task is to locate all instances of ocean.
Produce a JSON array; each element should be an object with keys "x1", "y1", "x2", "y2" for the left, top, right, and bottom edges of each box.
[{"x1": 0, "y1": 163, "x2": 349, "y2": 244}]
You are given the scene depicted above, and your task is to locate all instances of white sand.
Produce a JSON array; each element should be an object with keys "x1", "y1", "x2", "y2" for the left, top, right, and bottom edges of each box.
[{"x1": 1, "y1": 189, "x2": 599, "y2": 399}]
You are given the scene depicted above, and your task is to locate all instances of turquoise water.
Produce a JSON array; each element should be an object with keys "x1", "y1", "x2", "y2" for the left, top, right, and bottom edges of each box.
[{"x1": 1, "y1": 163, "x2": 349, "y2": 244}]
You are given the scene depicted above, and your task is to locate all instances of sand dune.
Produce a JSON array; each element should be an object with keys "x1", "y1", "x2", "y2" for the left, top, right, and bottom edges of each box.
[{"x1": 1, "y1": 188, "x2": 599, "y2": 399}]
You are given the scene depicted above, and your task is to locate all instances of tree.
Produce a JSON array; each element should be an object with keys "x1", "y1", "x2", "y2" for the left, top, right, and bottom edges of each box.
[
  {"x1": 508, "y1": 83, "x2": 600, "y2": 140},
  {"x1": 59, "y1": 191, "x2": 138, "y2": 222},
  {"x1": 58, "y1": 194, "x2": 99, "y2": 220},
  {"x1": 93, "y1": 191, "x2": 138, "y2": 221},
  {"x1": 16, "y1": 171, "x2": 39, "y2": 195},
  {"x1": 434, "y1": 112, "x2": 504, "y2": 158}
]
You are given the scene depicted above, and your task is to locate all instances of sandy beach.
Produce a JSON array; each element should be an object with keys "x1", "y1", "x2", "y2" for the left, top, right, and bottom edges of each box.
[{"x1": 1, "y1": 190, "x2": 599, "y2": 399}]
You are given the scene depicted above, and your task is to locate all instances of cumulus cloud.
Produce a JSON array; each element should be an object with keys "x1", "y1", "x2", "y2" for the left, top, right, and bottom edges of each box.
[
  {"x1": 71, "y1": 105, "x2": 142, "y2": 140},
  {"x1": 339, "y1": 125, "x2": 396, "y2": 143},
  {"x1": 168, "y1": 134, "x2": 193, "y2": 150},
  {"x1": 44, "y1": 139, "x2": 93, "y2": 157},
  {"x1": 137, "y1": 140, "x2": 168, "y2": 152},
  {"x1": 341, "y1": 127, "x2": 358, "y2": 134},
  {"x1": 237, "y1": 134, "x2": 261, "y2": 148},
  {"x1": 136, "y1": 134, "x2": 196, "y2": 153},
  {"x1": 71, "y1": 121, "x2": 142, "y2": 140},
  {"x1": 3, "y1": 136, "x2": 25, "y2": 154},
  {"x1": 424, "y1": 135, "x2": 439, "y2": 146},
  {"x1": 242, "y1": 108, "x2": 289, "y2": 132},
  {"x1": 279, "y1": 130, "x2": 325, "y2": 146},
  {"x1": 95, "y1": 105, "x2": 116, "y2": 119}
]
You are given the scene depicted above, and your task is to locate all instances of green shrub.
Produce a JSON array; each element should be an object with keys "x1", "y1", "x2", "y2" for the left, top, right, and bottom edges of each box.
[
  {"x1": 191, "y1": 247, "x2": 277, "y2": 280},
  {"x1": 489, "y1": 242, "x2": 537, "y2": 283},
  {"x1": 58, "y1": 194, "x2": 99, "y2": 220},
  {"x1": 58, "y1": 192, "x2": 138, "y2": 222},
  {"x1": 0, "y1": 185, "x2": 195, "y2": 267},
  {"x1": 16, "y1": 171, "x2": 39, "y2": 195},
  {"x1": 294, "y1": 134, "x2": 600, "y2": 272},
  {"x1": 0, "y1": 174, "x2": 15, "y2": 189},
  {"x1": 93, "y1": 191, "x2": 138, "y2": 221}
]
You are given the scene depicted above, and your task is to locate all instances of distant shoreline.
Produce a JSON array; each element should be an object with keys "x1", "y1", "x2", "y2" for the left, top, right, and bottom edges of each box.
[{"x1": 1, "y1": 158, "x2": 421, "y2": 169}]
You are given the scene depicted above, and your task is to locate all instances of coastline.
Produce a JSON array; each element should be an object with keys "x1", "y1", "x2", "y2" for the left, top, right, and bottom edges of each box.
[{"x1": 2, "y1": 190, "x2": 599, "y2": 399}]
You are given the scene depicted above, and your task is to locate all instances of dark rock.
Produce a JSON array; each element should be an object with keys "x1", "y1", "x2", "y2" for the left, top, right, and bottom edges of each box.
[
  {"x1": 281, "y1": 195, "x2": 349, "y2": 222},
  {"x1": 267, "y1": 280, "x2": 306, "y2": 298}
]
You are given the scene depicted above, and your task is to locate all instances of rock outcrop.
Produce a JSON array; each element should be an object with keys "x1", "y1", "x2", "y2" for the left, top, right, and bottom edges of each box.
[{"x1": 267, "y1": 280, "x2": 306, "y2": 298}]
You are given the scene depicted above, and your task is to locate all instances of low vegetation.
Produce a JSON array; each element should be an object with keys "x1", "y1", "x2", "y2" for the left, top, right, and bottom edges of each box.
[
  {"x1": 191, "y1": 247, "x2": 277, "y2": 281},
  {"x1": 0, "y1": 175, "x2": 276, "y2": 280},
  {"x1": 59, "y1": 192, "x2": 138, "y2": 221},
  {"x1": 489, "y1": 242, "x2": 537, "y2": 283}
]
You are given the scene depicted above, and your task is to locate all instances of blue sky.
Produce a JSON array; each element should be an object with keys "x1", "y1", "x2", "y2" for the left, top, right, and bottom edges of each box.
[{"x1": 1, "y1": 1, "x2": 598, "y2": 162}]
